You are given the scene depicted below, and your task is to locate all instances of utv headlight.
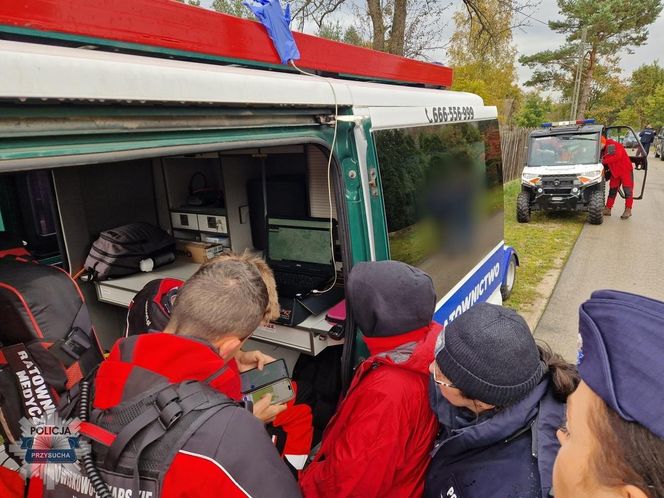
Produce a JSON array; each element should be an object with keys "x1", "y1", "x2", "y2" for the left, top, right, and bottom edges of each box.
[
  {"x1": 522, "y1": 173, "x2": 542, "y2": 185},
  {"x1": 577, "y1": 169, "x2": 603, "y2": 185}
]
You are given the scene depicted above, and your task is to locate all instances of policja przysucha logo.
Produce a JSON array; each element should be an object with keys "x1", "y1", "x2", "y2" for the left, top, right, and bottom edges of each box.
[{"x1": 8, "y1": 411, "x2": 91, "y2": 489}]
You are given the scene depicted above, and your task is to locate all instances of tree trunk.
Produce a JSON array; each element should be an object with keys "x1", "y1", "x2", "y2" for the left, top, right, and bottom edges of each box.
[
  {"x1": 388, "y1": 0, "x2": 407, "y2": 55},
  {"x1": 366, "y1": 0, "x2": 385, "y2": 51},
  {"x1": 576, "y1": 46, "x2": 596, "y2": 120}
]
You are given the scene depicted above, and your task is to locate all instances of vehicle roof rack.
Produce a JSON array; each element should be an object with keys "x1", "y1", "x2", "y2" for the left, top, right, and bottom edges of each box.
[{"x1": 0, "y1": 0, "x2": 453, "y2": 89}]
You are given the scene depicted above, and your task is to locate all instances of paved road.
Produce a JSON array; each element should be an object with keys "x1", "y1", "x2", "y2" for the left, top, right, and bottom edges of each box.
[{"x1": 534, "y1": 154, "x2": 664, "y2": 361}]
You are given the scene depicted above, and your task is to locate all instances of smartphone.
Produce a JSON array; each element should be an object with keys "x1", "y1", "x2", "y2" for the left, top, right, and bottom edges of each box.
[
  {"x1": 242, "y1": 378, "x2": 294, "y2": 405},
  {"x1": 240, "y1": 359, "x2": 294, "y2": 405}
]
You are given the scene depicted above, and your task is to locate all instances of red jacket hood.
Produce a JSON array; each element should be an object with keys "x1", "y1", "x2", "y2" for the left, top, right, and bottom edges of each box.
[
  {"x1": 94, "y1": 333, "x2": 241, "y2": 410},
  {"x1": 361, "y1": 322, "x2": 441, "y2": 377}
]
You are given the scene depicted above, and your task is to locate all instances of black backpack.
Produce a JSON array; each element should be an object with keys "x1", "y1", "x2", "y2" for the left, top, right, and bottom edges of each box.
[
  {"x1": 42, "y1": 363, "x2": 237, "y2": 498},
  {"x1": 0, "y1": 258, "x2": 104, "y2": 459},
  {"x1": 84, "y1": 222, "x2": 175, "y2": 281}
]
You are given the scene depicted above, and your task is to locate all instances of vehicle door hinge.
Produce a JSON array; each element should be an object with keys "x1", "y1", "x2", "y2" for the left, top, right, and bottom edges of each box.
[
  {"x1": 368, "y1": 168, "x2": 378, "y2": 197},
  {"x1": 316, "y1": 115, "x2": 336, "y2": 125}
]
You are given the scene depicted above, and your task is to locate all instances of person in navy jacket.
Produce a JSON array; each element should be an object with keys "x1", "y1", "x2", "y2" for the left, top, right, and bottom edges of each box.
[
  {"x1": 639, "y1": 124, "x2": 657, "y2": 155},
  {"x1": 425, "y1": 303, "x2": 578, "y2": 498}
]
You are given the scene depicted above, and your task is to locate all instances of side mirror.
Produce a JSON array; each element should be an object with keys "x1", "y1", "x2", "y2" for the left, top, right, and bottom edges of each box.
[{"x1": 606, "y1": 144, "x2": 616, "y2": 155}]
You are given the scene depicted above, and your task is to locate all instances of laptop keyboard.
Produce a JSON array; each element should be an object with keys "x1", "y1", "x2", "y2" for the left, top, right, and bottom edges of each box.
[{"x1": 274, "y1": 271, "x2": 330, "y2": 297}]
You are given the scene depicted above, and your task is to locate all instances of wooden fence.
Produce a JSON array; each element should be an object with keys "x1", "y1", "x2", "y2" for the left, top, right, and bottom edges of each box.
[{"x1": 500, "y1": 127, "x2": 533, "y2": 183}]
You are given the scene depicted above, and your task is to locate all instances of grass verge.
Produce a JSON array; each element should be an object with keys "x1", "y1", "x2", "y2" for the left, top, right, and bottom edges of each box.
[{"x1": 503, "y1": 180, "x2": 585, "y2": 319}]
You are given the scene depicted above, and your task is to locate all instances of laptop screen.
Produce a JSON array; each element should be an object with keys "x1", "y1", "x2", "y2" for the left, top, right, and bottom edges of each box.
[{"x1": 267, "y1": 218, "x2": 332, "y2": 266}]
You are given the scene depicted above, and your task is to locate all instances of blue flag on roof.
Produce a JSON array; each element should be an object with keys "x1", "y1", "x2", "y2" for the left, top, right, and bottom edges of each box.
[{"x1": 244, "y1": 0, "x2": 300, "y2": 64}]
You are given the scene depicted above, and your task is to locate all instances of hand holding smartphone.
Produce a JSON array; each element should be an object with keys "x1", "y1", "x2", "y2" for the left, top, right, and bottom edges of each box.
[
  {"x1": 240, "y1": 358, "x2": 294, "y2": 405},
  {"x1": 252, "y1": 393, "x2": 288, "y2": 424}
]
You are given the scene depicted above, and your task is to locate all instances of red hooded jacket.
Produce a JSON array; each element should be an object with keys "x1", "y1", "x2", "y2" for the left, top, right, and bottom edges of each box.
[
  {"x1": 30, "y1": 333, "x2": 302, "y2": 498},
  {"x1": 299, "y1": 324, "x2": 440, "y2": 498}
]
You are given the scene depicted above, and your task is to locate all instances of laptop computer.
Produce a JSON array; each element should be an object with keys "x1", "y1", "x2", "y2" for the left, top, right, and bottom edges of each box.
[{"x1": 266, "y1": 217, "x2": 336, "y2": 301}]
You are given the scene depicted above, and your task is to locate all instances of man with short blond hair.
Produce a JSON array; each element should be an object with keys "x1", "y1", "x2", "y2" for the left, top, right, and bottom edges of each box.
[
  {"x1": 124, "y1": 251, "x2": 314, "y2": 475},
  {"x1": 168, "y1": 252, "x2": 277, "y2": 343},
  {"x1": 199, "y1": 251, "x2": 280, "y2": 328},
  {"x1": 41, "y1": 253, "x2": 303, "y2": 498}
]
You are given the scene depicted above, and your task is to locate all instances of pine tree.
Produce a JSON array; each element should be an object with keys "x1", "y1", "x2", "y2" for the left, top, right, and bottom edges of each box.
[{"x1": 520, "y1": 0, "x2": 662, "y2": 119}]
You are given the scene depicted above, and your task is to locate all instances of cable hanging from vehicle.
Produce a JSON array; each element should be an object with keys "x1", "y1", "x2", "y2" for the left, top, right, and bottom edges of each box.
[{"x1": 289, "y1": 60, "x2": 340, "y2": 295}]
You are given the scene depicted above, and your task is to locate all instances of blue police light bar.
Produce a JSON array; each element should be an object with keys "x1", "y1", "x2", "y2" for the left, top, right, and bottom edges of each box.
[
  {"x1": 584, "y1": 119, "x2": 595, "y2": 124},
  {"x1": 541, "y1": 122, "x2": 553, "y2": 128}
]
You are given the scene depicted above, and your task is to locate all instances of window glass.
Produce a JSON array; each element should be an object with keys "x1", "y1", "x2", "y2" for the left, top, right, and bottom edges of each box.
[
  {"x1": 373, "y1": 120, "x2": 504, "y2": 297},
  {"x1": 528, "y1": 133, "x2": 600, "y2": 167}
]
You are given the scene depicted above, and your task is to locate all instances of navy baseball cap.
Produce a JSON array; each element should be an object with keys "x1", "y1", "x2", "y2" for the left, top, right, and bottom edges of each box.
[{"x1": 578, "y1": 289, "x2": 664, "y2": 438}]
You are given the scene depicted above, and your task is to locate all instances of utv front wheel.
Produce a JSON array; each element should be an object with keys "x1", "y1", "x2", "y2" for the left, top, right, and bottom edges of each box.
[
  {"x1": 588, "y1": 189, "x2": 604, "y2": 225},
  {"x1": 516, "y1": 191, "x2": 531, "y2": 223}
]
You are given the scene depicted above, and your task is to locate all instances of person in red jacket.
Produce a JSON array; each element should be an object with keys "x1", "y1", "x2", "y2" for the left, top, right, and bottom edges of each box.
[
  {"x1": 125, "y1": 264, "x2": 314, "y2": 471},
  {"x1": 32, "y1": 253, "x2": 303, "y2": 498},
  {"x1": 602, "y1": 135, "x2": 635, "y2": 219},
  {"x1": 300, "y1": 260, "x2": 440, "y2": 498}
]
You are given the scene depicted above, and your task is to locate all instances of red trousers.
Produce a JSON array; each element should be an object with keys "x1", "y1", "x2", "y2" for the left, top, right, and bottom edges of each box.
[{"x1": 606, "y1": 172, "x2": 634, "y2": 209}]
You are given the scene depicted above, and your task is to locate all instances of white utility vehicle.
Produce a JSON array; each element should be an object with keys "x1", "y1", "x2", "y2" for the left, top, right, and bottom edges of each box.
[{"x1": 517, "y1": 120, "x2": 647, "y2": 225}]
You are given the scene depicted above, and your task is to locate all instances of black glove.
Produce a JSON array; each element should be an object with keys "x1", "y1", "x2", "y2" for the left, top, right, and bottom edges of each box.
[{"x1": 603, "y1": 166, "x2": 611, "y2": 181}]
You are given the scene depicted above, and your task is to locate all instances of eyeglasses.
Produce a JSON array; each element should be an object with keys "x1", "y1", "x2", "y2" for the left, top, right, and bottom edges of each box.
[{"x1": 431, "y1": 362, "x2": 456, "y2": 389}]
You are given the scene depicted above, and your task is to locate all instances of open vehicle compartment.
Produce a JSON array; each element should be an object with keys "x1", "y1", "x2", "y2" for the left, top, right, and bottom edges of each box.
[{"x1": 51, "y1": 142, "x2": 347, "y2": 354}]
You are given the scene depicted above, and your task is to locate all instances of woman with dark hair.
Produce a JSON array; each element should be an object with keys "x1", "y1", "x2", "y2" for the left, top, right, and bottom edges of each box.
[
  {"x1": 424, "y1": 302, "x2": 578, "y2": 498},
  {"x1": 553, "y1": 290, "x2": 664, "y2": 498}
]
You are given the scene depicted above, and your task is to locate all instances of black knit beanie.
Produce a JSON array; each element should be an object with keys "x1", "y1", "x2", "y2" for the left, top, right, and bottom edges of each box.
[{"x1": 435, "y1": 302, "x2": 547, "y2": 406}]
